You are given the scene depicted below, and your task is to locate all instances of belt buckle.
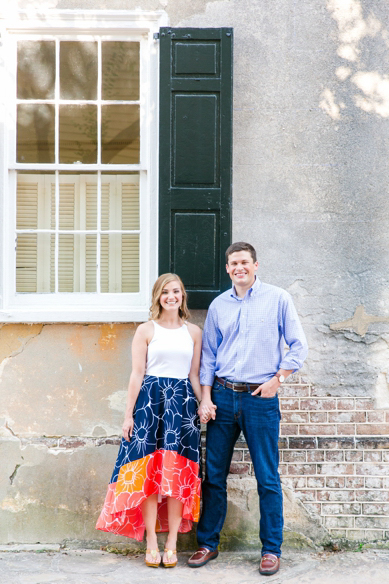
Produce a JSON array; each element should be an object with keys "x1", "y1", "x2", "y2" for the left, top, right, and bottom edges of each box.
[{"x1": 232, "y1": 382, "x2": 245, "y2": 392}]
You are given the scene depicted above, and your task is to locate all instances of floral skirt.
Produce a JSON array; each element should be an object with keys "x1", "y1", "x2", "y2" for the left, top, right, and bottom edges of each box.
[{"x1": 96, "y1": 375, "x2": 201, "y2": 541}]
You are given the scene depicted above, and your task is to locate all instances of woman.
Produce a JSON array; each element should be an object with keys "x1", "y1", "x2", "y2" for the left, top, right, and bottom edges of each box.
[{"x1": 96, "y1": 273, "x2": 206, "y2": 568}]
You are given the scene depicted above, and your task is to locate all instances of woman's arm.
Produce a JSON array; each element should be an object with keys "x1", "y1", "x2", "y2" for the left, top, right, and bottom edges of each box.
[
  {"x1": 187, "y1": 323, "x2": 202, "y2": 402},
  {"x1": 122, "y1": 322, "x2": 152, "y2": 441}
]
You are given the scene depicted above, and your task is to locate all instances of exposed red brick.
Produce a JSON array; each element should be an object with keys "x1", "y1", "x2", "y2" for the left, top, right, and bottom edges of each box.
[
  {"x1": 356, "y1": 437, "x2": 389, "y2": 449},
  {"x1": 355, "y1": 517, "x2": 389, "y2": 529},
  {"x1": 362, "y1": 503, "x2": 389, "y2": 515},
  {"x1": 307, "y1": 476, "x2": 325, "y2": 488},
  {"x1": 307, "y1": 450, "x2": 325, "y2": 462},
  {"x1": 289, "y1": 437, "x2": 317, "y2": 449},
  {"x1": 337, "y1": 424, "x2": 356, "y2": 435},
  {"x1": 229, "y1": 462, "x2": 250, "y2": 475},
  {"x1": 337, "y1": 399, "x2": 355, "y2": 410},
  {"x1": 345, "y1": 477, "x2": 364, "y2": 489},
  {"x1": 282, "y1": 412, "x2": 309, "y2": 423},
  {"x1": 325, "y1": 515, "x2": 354, "y2": 528},
  {"x1": 243, "y1": 451, "x2": 252, "y2": 462},
  {"x1": 281, "y1": 424, "x2": 298, "y2": 435},
  {"x1": 58, "y1": 438, "x2": 87, "y2": 449},
  {"x1": 291, "y1": 476, "x2": 307, "y2": 489},
  {"x1": 283, "y1": 450, "x2": 306, "y2": 462},
  {"x1": 355, "y1": 399, "x2": 375, "y2": 410},
  {"x1": 364, "y1": 451, "x2": 382, "y2": 462},
  {"x1": 318, "y1": 463, "x2": 354, "y2": 475},
  {"x1": 345, "y1": 451, "x2": 363, "y2": 462},
  {"x1": 299, "y1": 425, "x2": 336, "y2": 435},
  {"x1": 279, "y1": 399, "x2": 299, "y2": 410},
  {"x1": 367, "y1": 411, "x2": 385, "y2": 423},
  {"x1": 325, "y1": 450, "x2": 344, "y2": 462},
  {"x1": 328, "y1": 411, "x2": 365, "y2": 423},
  {"x1": 356, "y1": 424, "x2": 389, "y2": 435},
  {"x1": 310, "y1": 412, "x2": 327, "y2": 423},
  {"x1": 356, "y1": 490, "x2": 389, "y2": 502},
  {"x1": 318, "y1": 437, "x2": 355, "y2": 449},
  {"x1": 300, "y1": 399, "x2": 336, "y2": 411},
  {"x1": 231, "y1": 450, "x2": 243, "y2": 462},
  {"x1": 356, "y1": 464, "x2": 389, "y2": 476},
  {"x1": 287, "y1": 464, "x2": 317, "y2": 475},
  {"x1": 365, "y1": 477, "x2": 383, "y2": 489},
  {"x1": 318, "y1": 490, "x2": 355, "y2": 502}
]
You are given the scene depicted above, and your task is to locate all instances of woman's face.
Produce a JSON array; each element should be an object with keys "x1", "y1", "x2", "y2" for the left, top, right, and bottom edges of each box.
[{"x1": 159, "y1": 280, "x2": 183, "y2": 313}]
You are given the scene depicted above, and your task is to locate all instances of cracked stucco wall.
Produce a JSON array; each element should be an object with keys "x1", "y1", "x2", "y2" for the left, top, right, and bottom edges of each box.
[{"x1": 1, "y1": 0, "x2": 389, "y2": 545}]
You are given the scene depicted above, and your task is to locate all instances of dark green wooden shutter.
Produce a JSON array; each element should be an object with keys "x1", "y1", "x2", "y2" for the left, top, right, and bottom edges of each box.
[{"x1": 159, "y1": 27, "x2": 233, "y2": 308}]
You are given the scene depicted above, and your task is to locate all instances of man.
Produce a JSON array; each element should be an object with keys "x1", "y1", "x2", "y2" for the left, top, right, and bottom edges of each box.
[{"x1": 189, "y1": 242, "x2": 308, "y2": 575}]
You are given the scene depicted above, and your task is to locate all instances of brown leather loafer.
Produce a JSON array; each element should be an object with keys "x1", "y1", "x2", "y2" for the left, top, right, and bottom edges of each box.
[
  {"x1": 259, "y1": 553, "x2": 280, "y2": 575},
  {"x1": 188, "y1": 547, "x2": 219, "y2": 568}
]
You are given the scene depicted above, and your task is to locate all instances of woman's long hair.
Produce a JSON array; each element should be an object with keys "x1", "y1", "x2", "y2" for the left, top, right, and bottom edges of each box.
[{"x1": 149, "y1": 273, "x2": 190, "y2": 322}]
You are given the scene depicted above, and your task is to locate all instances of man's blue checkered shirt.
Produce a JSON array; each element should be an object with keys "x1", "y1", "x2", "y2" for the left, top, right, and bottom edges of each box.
[{"x1": 200, "y1": 277, "x2": 308, "y2": 386}]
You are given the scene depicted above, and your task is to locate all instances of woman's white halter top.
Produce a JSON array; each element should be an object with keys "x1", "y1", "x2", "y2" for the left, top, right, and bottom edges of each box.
[{"x1": 145, "y1": 320, "x2": 194, "y2": 379}]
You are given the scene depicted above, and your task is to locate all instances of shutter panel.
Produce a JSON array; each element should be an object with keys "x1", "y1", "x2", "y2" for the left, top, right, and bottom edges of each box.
[
  {"x1": 159, "y1": 28, "x2": 233, "y2": 308},
  {"x1": 120, "y1": 176, "x2": 140, "y2": 292},
  {"x1": 16, "y1": 177, "x2": 39, "y2": 292},
  {"x1": 58, "y1": 179, "x2": 76, "y2": 292},
  {"x1": 85, "y1": 179, "x2": 97, "y2": 292}
]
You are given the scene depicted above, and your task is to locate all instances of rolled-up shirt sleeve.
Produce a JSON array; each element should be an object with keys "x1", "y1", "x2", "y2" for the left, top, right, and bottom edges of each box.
[
  {"x1": 278, "y1": 292, "x2": 308, "y2": 372},
  {"x1": 200, "y1": 303, "x2": 222, "y2": 386}
]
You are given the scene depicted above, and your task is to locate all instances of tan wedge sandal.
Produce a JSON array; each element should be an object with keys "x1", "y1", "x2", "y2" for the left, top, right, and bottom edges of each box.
[
  {"x1": 145, "y1": 549, "x2": 161, "y2": 567},
  {"x1": 163, "y1": 548, "x2": 177, "y2": 568}
]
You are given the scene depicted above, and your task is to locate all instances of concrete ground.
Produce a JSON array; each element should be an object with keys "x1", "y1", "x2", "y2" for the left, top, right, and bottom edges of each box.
[{"x1": 0, "y1": 547, "x2": 389, "y2": 584}]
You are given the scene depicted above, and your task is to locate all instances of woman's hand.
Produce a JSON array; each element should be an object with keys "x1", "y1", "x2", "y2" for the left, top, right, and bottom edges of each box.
[
  {"x1": 122, "y1": 416, "x2": 134, "y2": 441},
  {"x1": 198, "y1": 398, "x2": 217, "y2": 424}
]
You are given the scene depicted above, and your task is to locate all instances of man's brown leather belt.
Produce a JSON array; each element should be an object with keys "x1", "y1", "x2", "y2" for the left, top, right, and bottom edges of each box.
[{"x1": 215, "y1": 376, "x2": 263, "y2": 393}]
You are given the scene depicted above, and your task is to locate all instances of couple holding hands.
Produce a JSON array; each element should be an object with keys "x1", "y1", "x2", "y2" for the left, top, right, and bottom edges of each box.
[{"x1": 96, "y1": 241, "x2": 308, "y2": 576}]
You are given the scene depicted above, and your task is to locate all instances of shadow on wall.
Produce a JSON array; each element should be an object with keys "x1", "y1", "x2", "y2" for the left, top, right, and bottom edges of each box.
[{"x1": 320, "y1": 0, "x2": 389, "y2": 120}]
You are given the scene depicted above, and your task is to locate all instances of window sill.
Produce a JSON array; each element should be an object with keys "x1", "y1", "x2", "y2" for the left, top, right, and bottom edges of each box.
[{"x1": 0, "y1": 307, "x2": 149, "y2": 323}]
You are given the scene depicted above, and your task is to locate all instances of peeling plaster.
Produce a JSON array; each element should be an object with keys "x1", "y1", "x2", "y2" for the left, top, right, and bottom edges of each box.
[
  {"x1": 98, "y1": 325, "x2": 118, "y2": 351},
  {"x1": 330, "y1": 305, "x2": 389, "y2": 337},
  {"x1": 0, "y1": 325, "x2": 43, "y2": 364},
  {"x1": 9, "y1": 464, "x2": 21, "y2": 485},
  {"x1": 105, "y1": 390, "x2": 127, "y2": 412}
]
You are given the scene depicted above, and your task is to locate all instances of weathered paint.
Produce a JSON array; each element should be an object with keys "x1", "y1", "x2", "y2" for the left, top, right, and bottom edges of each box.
[{"x1": 1, "y1": 0, "x2": 389, "y2": 547}]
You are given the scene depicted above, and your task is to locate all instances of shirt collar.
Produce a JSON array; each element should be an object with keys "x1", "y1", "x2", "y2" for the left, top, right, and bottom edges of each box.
[{"x1": 230, "y1": 276, "x2": 261, "y2": 300}]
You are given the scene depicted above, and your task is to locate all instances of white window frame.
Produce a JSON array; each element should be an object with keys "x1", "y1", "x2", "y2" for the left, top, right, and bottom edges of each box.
[{"x1": 0, "y1": 10, "x2": 168, "y2": 323}]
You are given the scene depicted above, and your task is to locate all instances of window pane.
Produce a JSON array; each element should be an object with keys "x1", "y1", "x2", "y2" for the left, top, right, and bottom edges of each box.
[
  {"x1": 59, "y1": 234, "x2": 97, "y2": 292},
  {"x1": 59, "y1": 105, "x2": 97, "y2": 163},
  {"x1": 101, "y1": 173, "x2": 139, "y2": 230},
  {"x1": 17, "y1": 104, "x2": 55, "y2": 163},
  {"x1": 16, "y1": 234, "x2": 55, "y2": 293},
  {"x1": 60, "y1": 41, "x2": 97, "y2": 100},
  {"x1": 17, "y1": 172, "x2": 55, "y2": 230},
  {"x1": 101, "y1": 234, "x2": 139, "y2": 293},
  {"x1": 102, "y1": 42, "x2": 139, "y2": 100},
  {"x1": 17, "y1": 41, "x2": 55, "y2": 100},
  {"x1": 101, "y1": 105, "x2": 139, "y2": 164}
]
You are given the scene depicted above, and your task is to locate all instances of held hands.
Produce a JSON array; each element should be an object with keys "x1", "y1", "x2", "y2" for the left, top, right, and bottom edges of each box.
[
  {"x1": 122, "y1": 416, "x2": 134, "y2": 441},
  {"x1": 251, "y1": 376, "x2": 280, "y2": 398},
  {"x1": 198, "y1": 399, "x2": 217, "y2": 424}
]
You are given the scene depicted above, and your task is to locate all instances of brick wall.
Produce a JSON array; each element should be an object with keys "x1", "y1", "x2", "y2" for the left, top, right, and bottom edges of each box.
[{"x1": 230, "y1": 376, "x2": 389, "y2": 542}]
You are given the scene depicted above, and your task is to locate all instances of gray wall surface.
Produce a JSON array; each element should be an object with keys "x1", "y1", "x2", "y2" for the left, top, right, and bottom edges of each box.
[{"x1": 1, "y1": 0, "x2": 389, "y2": 546}]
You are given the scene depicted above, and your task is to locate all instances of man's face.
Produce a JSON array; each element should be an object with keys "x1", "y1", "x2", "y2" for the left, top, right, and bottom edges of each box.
[{"x1": 226, "y1": 250, "x2": 258, "y2": 288}]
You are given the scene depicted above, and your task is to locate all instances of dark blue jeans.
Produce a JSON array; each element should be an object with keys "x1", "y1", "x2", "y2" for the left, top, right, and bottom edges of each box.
[{"x1": 197, "y1": 380, "x2": 283, "y2": 556}]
